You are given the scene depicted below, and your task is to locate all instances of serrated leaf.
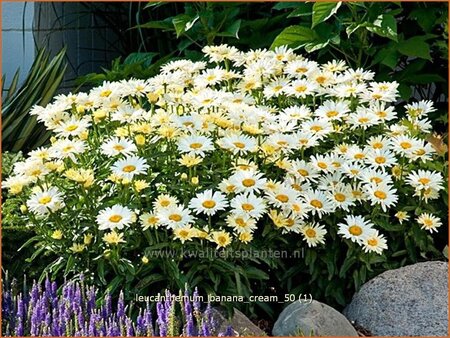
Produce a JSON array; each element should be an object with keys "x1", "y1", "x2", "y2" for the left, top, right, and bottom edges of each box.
[{"x1": 312, "y1": 2, "x2": 342, "y2": 28}]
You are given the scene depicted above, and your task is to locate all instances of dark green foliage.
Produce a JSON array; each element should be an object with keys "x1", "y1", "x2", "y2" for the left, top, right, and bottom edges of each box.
[{"x1": 1, "y1": 49, "x2": 67, "y2": 153}]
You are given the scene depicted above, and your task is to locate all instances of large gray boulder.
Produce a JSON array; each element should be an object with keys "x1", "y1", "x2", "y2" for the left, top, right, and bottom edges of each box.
[
  {"x1": 211, "y1": 307, "x2": 266, "y2": 336},
  {"x1": 272, "y1": 300, "x2": 358, "y2": 336},
  {"x1": 344, "y1": 261, "x2": 448, "y2": 336}
]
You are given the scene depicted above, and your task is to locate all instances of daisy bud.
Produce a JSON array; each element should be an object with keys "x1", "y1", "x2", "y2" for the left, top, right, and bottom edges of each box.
[
  {"x1": 147, "y1": 93, "x2": 159, "y2": 103},
  {"x1": 103, "y1": 249, "x2": 111, "y2": 259},
  {"x1": 191, "y1": 177, "x2": 199, "y2": 185},
  {"x1": 76, "y1": 105, "x2": 85, "y2": 114},
  {"x1": 84, "y1": 233, "x2": 94, "y2": 245},
  {"x1": 51, "y1": 230, "x2": 63, "y2": 240},
  {"x1": 141, "y1": 256, "x2": 149, "y2": 264},
  {"x1": 50, "y1": 136, "x2": 57, "y2": 144},
  {"x1": 135, "y1": 134, "x2": 146, "y2": 146},
  {"x1": 93, "y1": 109, "x2": 107, "y2": 120},
  {"x1": 181, "y1": 173, "x2": 188, "y2": 181},
  {"x1": 20, "y1": 205, "x2": 28, "y2": 213},
  {"x1": 79, "y1": 131, "x2": 89, "y2": 140}
]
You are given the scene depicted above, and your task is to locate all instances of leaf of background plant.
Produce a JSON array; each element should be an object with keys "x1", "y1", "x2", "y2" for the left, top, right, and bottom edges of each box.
[
  {"x1": 216, "y1": 19, "x2": 242, "y2": 39},
  {"x1": 397, "y1": 36, "x2": 432, "y2": 60},
  {"x1": 311, "y1": 2, "x2": 342, "y2": 28},
  {"x1": 287, "y1": 3, "x2": 313, "y2": 18},
  {"x1": 172, "y1": 14, "x2": 192, "y2": 37},
  {"x1": 270, "y1": 25, "x2": 318, "y2": 49},
  {"x1": 366, "y1": 14, "x2": 398, "y2": 41},
  {"x1": 124, "y1": 52, "x2": 159, "y2": 67}
]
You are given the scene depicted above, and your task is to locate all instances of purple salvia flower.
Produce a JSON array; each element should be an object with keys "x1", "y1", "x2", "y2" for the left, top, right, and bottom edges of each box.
[
  {"x1": 125, "y1": 317, "x2": 134, "y2": 336},
  {"x1": 201, "y1": 319, "x2": 210, "y2": 337},
  {"x1": 186, "y1": 314, "x2": 196, "y2": 337},
  {"x1": 184, "y1": 288, "x2": 192, "y2": 321},
  {"x1": 144, "y1": 307, "x2": 154, "y2": 336},
  {"x1": 136, "y1": 310, "x2": 145, "y2": 336},
  {"x1": 16, "y1": 317, "x2": 24, "y2": 336},
  {"x1": 218, "y1": 325, "x2": 234, "y2": 337},
  {"x1": 156, "y1": 300, "x2": 167, "y2": 336},
  {"x1": 193, "y1": 287, "x2": 201, "y2": 312},
  {"x1": 117, "y1": 290, "x2": 125, "y2": 319}
]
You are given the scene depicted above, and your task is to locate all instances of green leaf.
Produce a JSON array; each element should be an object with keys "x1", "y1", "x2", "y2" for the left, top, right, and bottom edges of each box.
[
  {"x1": 124, "y1": 52, "x2": 158, "y2": 67},
  {"x1": 217, "y1": 19, "x2": 242, "y2": 39},
  {"x1": 287, "y1": 3, "x2": 313, "y2": 18},
  {"x1": 366, "y1": 14, "x2": 398, "y2": 41},
  {"x1": 273, "y1": 2, "x2": 304, "y2": 10},
  {"x1": 397, "y1": 36, "x2": 432, "y2": 60},
  {"x1": 172, "y1": 14, "x2": 192, "y2": 38},
  {"x1": 136, "y1": 20, "x2": 174, "y2": 31},
  {"x1": 271, "y1": 25, "x2": 318, "y2": 50},
  {"x1": 312, "y1": 2, "x2": 342, "y2": 28},
  {"x1": 339, "y1": 256, "x2": 357, "y2": 278},
  {"x1": 64, "y1": 255, "x2": 75, "y2": 276}
]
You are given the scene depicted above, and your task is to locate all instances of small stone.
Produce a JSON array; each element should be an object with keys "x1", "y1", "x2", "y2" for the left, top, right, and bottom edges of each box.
[
  {"x1": 344, "y1": 261, "x2": 448, "y2": 336},
  {"x1": 272, "y1": 300, "x2": 358, "y2": 336}
]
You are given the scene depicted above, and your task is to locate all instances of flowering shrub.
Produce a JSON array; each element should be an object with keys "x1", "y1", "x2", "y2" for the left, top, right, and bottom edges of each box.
[
  {"x1": 2, "y1": 45, "x2": 447, "y2": 308},
  {"x1": 1, "y1": 275, "x2": 231, "y2": 336}
]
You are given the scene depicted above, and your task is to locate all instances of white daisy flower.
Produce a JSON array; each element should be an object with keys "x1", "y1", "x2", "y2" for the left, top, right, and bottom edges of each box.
[
  {"x1": 300, "y1": 222, "x2": 327, "y2": 247},
  {"x1": 54, "y1": 117, "x2": 91, "y2": 137},
  {"x1": 159, "y1": 205, "x2": 194, "y2": 229},
  {"x1": 417, "y1": 213, "x2": 442, "y2": 233},
  {"x1": 338, "y1": 215, "x2": 374, "y2": 244},
  {"x1": 189, "y1": 190, "x2": 229, "y2": 216},
  {"x1": 96, "y1": 204, "x2": 134, "y2": 231},
  {"x1": 303, "y1": 189, "x2": 334, "y2": 218},
  {"x1": 101, "y1": 137, "x2": 137, "y2": 156},
  {"x1": 361, "y1": 230, "x2": 388, "y2": 254},
  {"x1": 177, "y1": 134, "x2": 214, "y2": 157},
  {"x1": 153, "y1": 194, "x2": 179, "y2": 211},
  {"x1": 364, "y1": 182, "x2": 398, "y2": 212},
  {"x1": 111, "y1": 156, "x2": 149, "y2": 180},
  {"x1": 229, "y1": 170, "x2": 267, "y2": 194},
  {"x1": 230, "y1": 193, "x2": 267, "y2": 220},
  {"x1": 265, "y1": 184, "x2": 300, "y2": 209},
  {"x1": 406, "y1": 170, "x2": 444, "y2": 192},
  {"x1": 218, "y1": 133, "x2": 258, "y2": 155},
  {"x1": 315, "y1": 100, "x2": 349, "y2": 121},
  {"x1": 140, "y1": 212, "x2": 161, "y2": 230},
  {"x1": 365, "y1": 149, "x2": 398, "y2": 171},
  {"x1": 226, "y1": 213, "x2": 258, "y2": 234},
  {"x1": 26, "y1": 187, "x2": 64, "y2": 216}
]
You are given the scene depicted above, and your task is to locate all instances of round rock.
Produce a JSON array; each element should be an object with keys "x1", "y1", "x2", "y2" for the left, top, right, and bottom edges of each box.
[
  {"x1": 344, "y1": 261, "x2": 448, "y2": 336},
  {"x1": 272, "y1": 300, "x2": 358, "y2": 336}
]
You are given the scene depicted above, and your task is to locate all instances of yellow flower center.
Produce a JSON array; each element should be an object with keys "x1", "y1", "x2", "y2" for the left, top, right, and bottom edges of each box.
[
  {"x1": 147, "y1": 216, "x2": 159, "y2": 224},
  {"x1": 233, "y1": 142, "x2": 246, "y2": 149},
  {"x1": 296, "y1": 67, "x2": 308, "y2": 73},
  {"x1": 63, "y1": 146, "x2": 74, "y2": 152},
  {"x1": 334, "y1": 193, "x2": 346, "y2": 202},
  {"x1": 310, "y1": 125, "x2": 323, "y2": 132},
  {"x1": 226, "y1": 185, "x2": 236, "y2": 192},
  {"x1": 292, "y1": 204, "x2": 301, "y2": 212},
  {"x1": 217, "y1": 236, "x2": 228, "y2": 245},
  {"x1": 305, "y1": 228, "x2": 316, "y2": 238},
  {"x1": 202, "y1": 200, "x2": 216, "y2": 209},
  {"x1": 350, "y1": 169, "x2": 359, "y2": 175},
  {"x1": 109, "y1": 215, "x2": 123, "y2": 223},
  {"x1": 316, "y1": 76, "x2": 326, "y2": 84},
  {"x1": 236, "y1": 218, "x2": 246, "y2": 227},
  {"x1": 317, "y1": 162, "x2": 327, "y2": 169},
  {"x1": 276, "y1": 194, "x2": 289, "y2": 203},
  {"x1": 373, "y1": 142, "x2": 383, "y2": 149},
  {"x1": 400, "y1": 141, "x2": 412, "y2": 149},
  {"x1": 298, "y1": 169, "x2": 309, "y2": 177},
  {"x1": 310, "y1": 199, "x2": 323, "y2": 208},
  {"x1": 242, "y1": 179, "x2": 256, "y2": 187},
  {"x1": 179, "y1": 230, "x2": 190, "y2": 238},
  {"x1": 375, "y1": 156, "x2": 386, "y2": 164},
  {"x1": 100, "y1": 89, "x2": 112, "y2": 97},
  {"x1": 65, "y1": 125, "x2": 78, "y2": 132},
  {"x1": 242, "y1": 203, "x2": 254, "y2": 211},
  {"x1": 31, "y1": 169, "x2": 42, "y2": 176},
  {"x1": 371, "y1": 177, "x2": 382, "y2": 184},
  {"x1": 326, "y1": 110, "x2": 339, "y2": 118},
  {"x1": 169, "y1": 214, "x2": 182, "y2": 222},
  {"x1": 358, "y1": 117, "x2": 369, "y2": 123},
  {"x1": 349, "y1": 225, "x2": 362, "y2": 236},
  {"x1": 113, "y1": 145, "x2": 125, "y2": 151},
  {"x1": 183, "y1": 122, "x2": 194, "y2": 127},
  {"x1": 189, "y1": 142, "x2": 203, "y2": 149},
  {"x1": 122, "y1": 165, "x2": 136, "y2": 173},
  {"x1": 418, "y1": 178, "x2": 430, "y2": 185},
  {"x1": 414, "y1": 149, "x2": 426, "y2": 156},
  {"x1": 423, "y1": 219, "x2": 433, "y2": 226},
  {"x1": 295, "y1": 85, "x2": 307, "y2": 93},
  {"x1": 160, "y1": 200, "x2": 170, "y2": 207},
  {"x1": 285, "y1": 219, "x2": 295, "y2": 227},
  {"x1": 367, "y1": 238, "x2": 378, "y2": 246},
  {"x1": 374, "y1": 190, "x2": 387, "y2": 200},
  {"x1": 354, "y1": 153, "x2": 365, "y2": 160},
  {"x1": 39, "y1": 196, "x2": 52, "y2": 205},
  {"x1": 372, "y1": 94, "x2": 382, "y2": 99},
  {"x1": 274, "y1": 85, "x2": 283, "y2": 92},
  {"x1": 377, "y1": 111, "x2": 387, "y2": 118}
]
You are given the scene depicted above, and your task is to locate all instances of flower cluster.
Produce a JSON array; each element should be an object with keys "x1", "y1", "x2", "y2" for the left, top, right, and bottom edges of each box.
[
  {"x1": 2, "y1": 45, "x2": 445, "y2": 257},
  {"x1": 1, "y1": 276, "x2": 232, "y2": 337}
]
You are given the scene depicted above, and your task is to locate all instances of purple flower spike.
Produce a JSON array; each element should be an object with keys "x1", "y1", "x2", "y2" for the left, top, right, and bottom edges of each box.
[
  {"x1": 117, "y1": 291, "x2": 125, "y2": 319},
  {"x1": 201, "y1": 320, "x2": 210, "y2": 337}
]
